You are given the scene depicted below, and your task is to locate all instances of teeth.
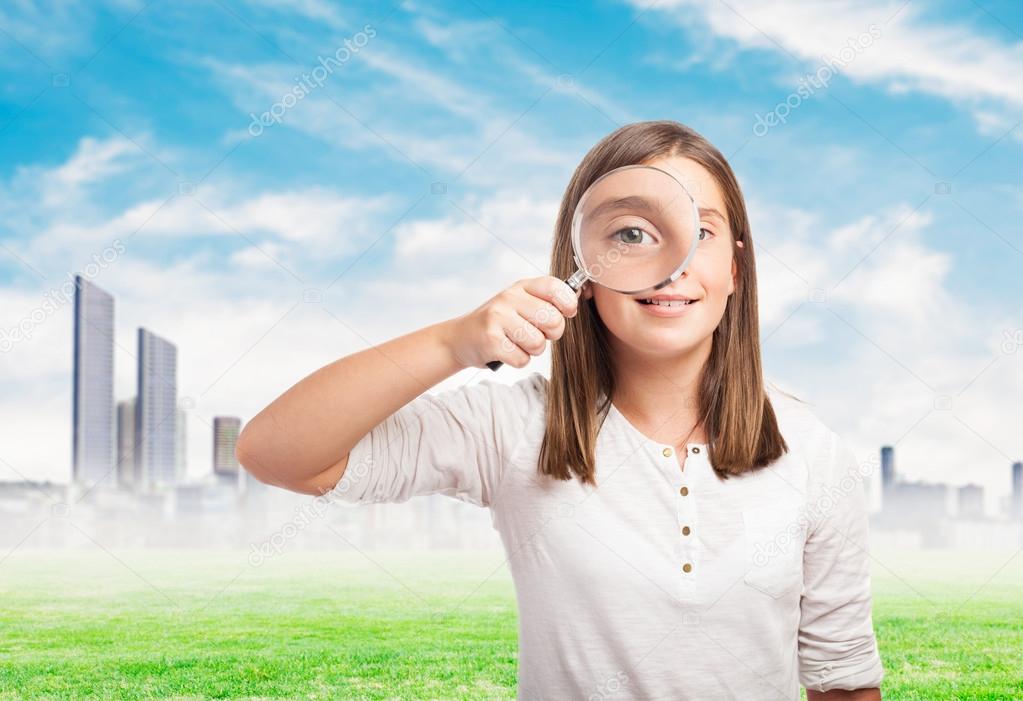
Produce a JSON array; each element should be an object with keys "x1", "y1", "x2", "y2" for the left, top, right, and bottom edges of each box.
[{"x1": 641, "y1": 299, "x2": 693, "y2": 306}]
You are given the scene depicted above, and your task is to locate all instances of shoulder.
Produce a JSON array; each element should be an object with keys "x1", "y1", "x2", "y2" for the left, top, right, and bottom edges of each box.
[
  {"x1": 763, "y1": 379, "x2": 849, "y2": 480},
  {"x1": 465, "y1": 371, "x2": 549, "y2": 428}
]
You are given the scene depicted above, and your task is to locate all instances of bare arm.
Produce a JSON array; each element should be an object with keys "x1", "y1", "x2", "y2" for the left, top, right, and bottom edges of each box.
[
  {"x1": 235, "y1": 319, "x2": 465, "y2": 495},
  {"x1": 234, "y1": 277, "x2": 577, "y2": 496},
  {"x1": 808, "y1": 688, "x2": 880, "y2": 700}
]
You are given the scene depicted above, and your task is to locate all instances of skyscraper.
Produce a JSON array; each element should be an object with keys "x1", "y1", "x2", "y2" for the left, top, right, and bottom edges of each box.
[
  {"x1": 880, "y1": 445, "x2": 895, "y2": 492},
  {"x1": 176, "y1": 407, "x2": 187, "y2": 482},
  {"x1": 1012, "y1": 461, "x2": 1022, "y2": 519},
  {"x1": 72, "y1": 275, "x2": 115, "y2": 489},
  {"x1": 213, "y1": 416, "x2": 242, "y2": 488},
  {"x1": 116, "y1": 397, "x2": 136, "y2": 490},
  {"x1": 135, "y1": 328, "x2": 177, "y2": 491}
]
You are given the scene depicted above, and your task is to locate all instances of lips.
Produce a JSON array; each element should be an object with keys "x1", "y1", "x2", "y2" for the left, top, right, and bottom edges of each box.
[{"x1": 637, "y1": 295, "x2": 699, "y2": 307}]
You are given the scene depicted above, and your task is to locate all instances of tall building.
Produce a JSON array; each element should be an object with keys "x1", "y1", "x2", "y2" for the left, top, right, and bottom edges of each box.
[
  {"x1": 880, "y1": 445, "x2": 895, "y2": 492},
  {"x1": 1012, "y1": 461, "x2": 1022, "y2": 519},
  {"x1": 135, "y1": 328, "x2": 177, "y2": 491},
  {"x1": 72, "y1": 276, "x2": 115, "y2": 489},
  {"x1": 116, "y1": 398, "x2": 136, "y2": 490},
  {"x1": 176, "y1": 407, "x2": 187, "y2": 482},
  {"x1": 213, "y1": 416, "x2": 242, "y2": 488}
]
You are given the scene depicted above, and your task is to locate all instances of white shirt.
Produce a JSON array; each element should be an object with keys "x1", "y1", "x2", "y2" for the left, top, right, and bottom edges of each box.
[{"x1": 328, "y1": 371, "x2": 885, "y2": 700}]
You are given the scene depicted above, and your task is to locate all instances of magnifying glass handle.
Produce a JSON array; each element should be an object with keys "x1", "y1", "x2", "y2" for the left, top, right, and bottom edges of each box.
[{"x1": 486, "y1": 270, "x2": 587, "y2": 372}]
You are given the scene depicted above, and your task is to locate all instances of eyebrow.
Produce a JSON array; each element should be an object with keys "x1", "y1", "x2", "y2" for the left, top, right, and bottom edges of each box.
[
  {"x1": 699, "y1": 207, "x2": 727, "y2": 224},
  {"x1": 587, "y1": 197, "x2": 729, "y2": 226},
  {"x1": 587, "y1": 195, "x2": 659, "y2": 220}
]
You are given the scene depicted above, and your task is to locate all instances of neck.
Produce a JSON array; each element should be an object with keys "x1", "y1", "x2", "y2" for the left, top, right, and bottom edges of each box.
[{"x1": 609, "y1": 335, "x2": 712, "y2": 446}]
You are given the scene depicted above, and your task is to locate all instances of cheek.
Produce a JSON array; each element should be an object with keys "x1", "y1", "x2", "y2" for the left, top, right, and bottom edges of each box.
[
  {"x1": 590, "y1": 286, "x2": 626, "y2": 321},
  {"x1": 590, "y1": 288, "x2": 646, "y2": 339},
  {"x1": 700, "y1": 253, "x2": 736, "y2": 296}
]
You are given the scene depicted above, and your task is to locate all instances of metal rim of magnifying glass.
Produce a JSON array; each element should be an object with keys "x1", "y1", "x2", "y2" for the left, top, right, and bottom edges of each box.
[{"x1": 568, "y1": 163, "x2": 701, "y2": 297}]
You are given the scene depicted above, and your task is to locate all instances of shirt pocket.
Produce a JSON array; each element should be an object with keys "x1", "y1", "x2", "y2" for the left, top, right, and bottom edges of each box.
[{"x1": 741, "y1": 502, "x2": 804, "y2": 599}]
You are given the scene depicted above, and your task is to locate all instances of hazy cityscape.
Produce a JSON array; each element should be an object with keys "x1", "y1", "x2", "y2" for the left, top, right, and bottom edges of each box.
[{"x1": 1, "y1": 274, "x2": 1021, "y2": 554}]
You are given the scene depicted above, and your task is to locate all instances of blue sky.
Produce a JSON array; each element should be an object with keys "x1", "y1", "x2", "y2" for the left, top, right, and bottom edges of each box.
[{"x1": 1, "y1": 0, "x2": 1021, "y2": 511}]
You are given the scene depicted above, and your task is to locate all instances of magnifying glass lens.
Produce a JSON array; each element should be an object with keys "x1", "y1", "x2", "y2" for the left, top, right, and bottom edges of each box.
[
  {"x1": 572, "y1": 166, "x2": 699, "y2": 294},
  {"x1": 486, "y1": 165, "x2": 702, "y2": 371}
]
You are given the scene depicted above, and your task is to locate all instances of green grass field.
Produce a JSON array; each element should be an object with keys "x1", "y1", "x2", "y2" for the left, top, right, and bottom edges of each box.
[{"x1": 1, "y1": 547, "x2": 1020, "y2": 700}]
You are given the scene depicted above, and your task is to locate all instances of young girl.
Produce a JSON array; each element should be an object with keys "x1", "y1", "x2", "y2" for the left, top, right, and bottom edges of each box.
[{"x1": 237, "y1": 120, "x2": 884, "y2": 700}]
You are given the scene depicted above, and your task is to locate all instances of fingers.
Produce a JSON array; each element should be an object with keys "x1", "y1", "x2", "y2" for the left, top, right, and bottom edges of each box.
[
  {"x1": 520, "y1": 276, "x2": 578, "y2": 319},
  {"x1": 493, "y1": 311, "x2": 537, "y2": 368},
  {"x1": 475, "y1": 276, "x2": 579, "y2": 369},
  {"x1": 491, "y1": 307, "x2": 559, "y2": 369}
]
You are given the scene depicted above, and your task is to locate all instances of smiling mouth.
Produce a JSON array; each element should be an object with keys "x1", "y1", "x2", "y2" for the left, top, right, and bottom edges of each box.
[{"x1": 637, "y1": 297, "x2": 699, "y2": 307}]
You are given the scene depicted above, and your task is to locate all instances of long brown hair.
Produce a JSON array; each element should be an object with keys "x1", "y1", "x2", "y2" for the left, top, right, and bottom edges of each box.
[{"x1": 539, "y1": 120, "x2": 788, "y2": 485}]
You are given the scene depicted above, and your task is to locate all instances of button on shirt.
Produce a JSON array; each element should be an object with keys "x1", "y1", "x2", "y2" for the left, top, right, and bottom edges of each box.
[{"x1": 328, "y1": 372, "x2": 884, "y2": 700}]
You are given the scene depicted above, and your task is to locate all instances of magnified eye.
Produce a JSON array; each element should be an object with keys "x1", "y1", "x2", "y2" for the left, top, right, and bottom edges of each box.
[{"x1": 611, "y1": 227, "x2": 655, "y2": 245}]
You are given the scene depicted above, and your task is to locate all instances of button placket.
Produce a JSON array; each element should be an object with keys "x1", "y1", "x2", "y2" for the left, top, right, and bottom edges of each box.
[
  {"x1": 672, "y1": 443, "x2": 697, "y2": 591},
  {"x1": 675, "y1": 442, "x2": 707, "y2": 597}
]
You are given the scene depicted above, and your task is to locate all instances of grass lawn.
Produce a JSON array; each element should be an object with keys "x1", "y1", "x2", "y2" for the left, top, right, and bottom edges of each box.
[{"x1": 0, "y1": 546, "x2": 1020, "y2": 699}]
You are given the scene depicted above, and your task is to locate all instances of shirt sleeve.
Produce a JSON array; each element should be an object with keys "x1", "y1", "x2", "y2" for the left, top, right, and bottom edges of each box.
[
  {"x1": 798, "y1": 429, "x2": 885, "y2": 692},
  {"x1": 326, "y1": 372, "x2": 546, "y2": 508}
]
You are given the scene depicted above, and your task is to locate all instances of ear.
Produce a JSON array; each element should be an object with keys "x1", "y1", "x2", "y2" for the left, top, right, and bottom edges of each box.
[
  {"x1": 729, "y1": 240, "x2": 743, "y2": 295},
  {"x1": 581, "y1": 282, "x2": 593, "y2": 301}
]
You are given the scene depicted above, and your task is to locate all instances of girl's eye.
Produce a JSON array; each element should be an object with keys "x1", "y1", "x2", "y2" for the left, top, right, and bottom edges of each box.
[
  {"x1": 698, "y1": 227, "x2": 715, "y2": 241},
  {"x1": 611, "y1": 227, "x2": 654, "y2": 245}
]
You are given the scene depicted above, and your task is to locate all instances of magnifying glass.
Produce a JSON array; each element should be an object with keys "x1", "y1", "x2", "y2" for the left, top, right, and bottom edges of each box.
[{"x1": 487, "y1": 163, "x2": 701, "y2": 371}]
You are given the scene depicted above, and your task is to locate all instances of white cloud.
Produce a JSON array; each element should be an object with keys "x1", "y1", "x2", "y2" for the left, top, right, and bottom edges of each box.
[
  {"x1": 393, "y1": 191, "x2": 558, "y2": 272},
  {"x1": 199, "y1": 38, "x2": 580, "y2": 188},
  {"x1": 244, "y1": 0, "x2": 347, "y2": 29},
  {"x1": 6, "y1": 135, "x2": 394, "y2": 269},
  {"x1": 635, "y1": 0, "x2": 1023, "y2": 135},
  {"x1": 47, "y1": 136, "x2": 139, "y2": 192}
]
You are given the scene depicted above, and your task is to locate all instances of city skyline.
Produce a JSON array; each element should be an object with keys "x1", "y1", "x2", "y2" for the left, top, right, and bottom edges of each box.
[
  {"x1": 57, "y1": 272, "x2": 1023, "y2": 526},
  {"x1": 67, "y1": 273, "x2": 243, "y2": 494}
]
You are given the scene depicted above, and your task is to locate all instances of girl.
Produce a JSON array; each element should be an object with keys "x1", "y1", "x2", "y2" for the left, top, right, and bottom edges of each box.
[{"x1": 236, "y1": 120, "x2": 884, "y2": 700}]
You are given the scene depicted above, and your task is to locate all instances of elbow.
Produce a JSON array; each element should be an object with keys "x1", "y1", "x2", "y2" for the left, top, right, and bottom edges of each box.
[
  {"x1": 236, "y1": 422, "x2": 333, "y2": 495},
  {"x1": 235, "y1": 423, "x2": 283, "y2": 488}
]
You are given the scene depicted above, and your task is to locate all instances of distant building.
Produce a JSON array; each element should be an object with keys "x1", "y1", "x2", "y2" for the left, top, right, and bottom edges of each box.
[
  {"x1": 1012, "y1": 461, "x2": 1022, "y2": 519},
  {"x1": 176, "y1": 407, "x2": 187, "y2": 482},
  {"x1": 116, "y1": 398, "x2": 136, "y2": 490},
  {"x1": 135, "y1": 328, "x2": 177, "y2": 491},
  {"x1": 957, "y1": 484, "x2": 984, "y2": 520},
  {"x1": 880, "y1": 445, "x2": 895, "y2": 493},
  {"x1": 892, "y1": 481, "x2": 949, "y2": 516},
  {"x1": 72, "y1": 276, "x2": 115, "y2": 489},
  {"x1": 174, "y1": 483, "x2": 204, "y2": 514},
  {"x1": 213, "y1": 417, "x2": 242, "y2": 488}
]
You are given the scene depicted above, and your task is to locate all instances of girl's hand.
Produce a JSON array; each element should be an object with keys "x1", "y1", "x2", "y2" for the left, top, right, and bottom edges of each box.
[{"x1": 443, "y1": 276, "x2": 579, "y2": 369}]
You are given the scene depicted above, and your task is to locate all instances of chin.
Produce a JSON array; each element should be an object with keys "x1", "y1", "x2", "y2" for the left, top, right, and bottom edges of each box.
[{"x1": 621, "y1": 335, "x2": 711, "y2": 361}]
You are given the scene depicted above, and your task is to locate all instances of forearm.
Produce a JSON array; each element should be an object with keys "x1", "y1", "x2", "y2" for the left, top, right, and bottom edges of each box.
[
  {"x1": 807, "y1": 688, "x2": 880, "y2": 700},
  {"x1": 236, "y1": 317, "x2": 466, "y2": 489}
]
